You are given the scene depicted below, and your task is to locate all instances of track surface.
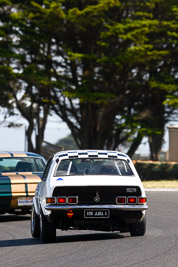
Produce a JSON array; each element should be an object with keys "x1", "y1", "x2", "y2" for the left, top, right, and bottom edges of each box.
[{"x1": 0, "y1": 191, "x2": 178, "y2": 267}]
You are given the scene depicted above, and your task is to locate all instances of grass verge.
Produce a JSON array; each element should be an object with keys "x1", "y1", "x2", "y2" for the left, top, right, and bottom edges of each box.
[{"x1": 143, "y1": 180, "x2": 178, "y2": 189}]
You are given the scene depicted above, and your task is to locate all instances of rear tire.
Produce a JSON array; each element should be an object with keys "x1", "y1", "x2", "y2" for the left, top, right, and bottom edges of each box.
[
  {"x1": 130, "y1": 215, "x2": 146, "y2": 236},
  {"x1": 40, "y1": 208, "x2": 56, "y2": 243},
  {"x1": 31, "y1": 205, "x2": 40, "y2": 238}
]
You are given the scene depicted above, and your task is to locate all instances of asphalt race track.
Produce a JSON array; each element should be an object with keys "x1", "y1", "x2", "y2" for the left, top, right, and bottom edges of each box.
[{"x1": 0, "y1": 191, "x2": 178, "y2": 267}]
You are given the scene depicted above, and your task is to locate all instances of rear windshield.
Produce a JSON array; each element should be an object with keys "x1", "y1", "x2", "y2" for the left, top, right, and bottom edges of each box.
[
  {"x1": 55, "y1": 158, "x2": 134, "y2": 176},
  {"x1": 0, "y1": 157, "x2": 46, "y2": 172}
]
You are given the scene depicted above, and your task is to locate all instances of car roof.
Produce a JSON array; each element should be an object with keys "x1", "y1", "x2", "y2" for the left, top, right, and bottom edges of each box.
[
  {"x1": 54, "y1": 150, "x2": 129, "y2": 161},
  {"x1": 0, "y1": 152, "x2": 44, "y2": 158}
]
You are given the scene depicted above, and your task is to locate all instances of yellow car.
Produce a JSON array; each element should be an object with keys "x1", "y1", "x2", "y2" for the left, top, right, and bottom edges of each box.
[{"x1": 0, "y1": 152, "x2": 46, "y2": 215}]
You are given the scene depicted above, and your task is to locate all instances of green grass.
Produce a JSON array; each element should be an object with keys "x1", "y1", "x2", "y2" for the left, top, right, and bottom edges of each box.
[{"x1": 143, "y1": 180, "x2": 178, "y2": 189}]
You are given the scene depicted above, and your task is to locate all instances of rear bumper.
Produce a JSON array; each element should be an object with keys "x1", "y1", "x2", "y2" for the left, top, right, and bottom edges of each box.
[
  {"x1": 44, "y1": 204, "x2": 147, "y2": 230},
  {"x1": 0, "y1": 196, "x2": 33, "y2": 211},
  {"x1": 44, "y1": 204, "x2": 148, "y2": 211}
]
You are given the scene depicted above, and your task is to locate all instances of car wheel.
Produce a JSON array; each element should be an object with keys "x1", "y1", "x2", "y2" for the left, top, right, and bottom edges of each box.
[
  {"x1": 40, "y1": 208, "x2": 56, "y2": 243},
  {"x1": 130, "y1": 215, "x2": 146, "y2": 236},
  {"x1": 31, "y1": 205, "x2": 40, "y2": 238}
]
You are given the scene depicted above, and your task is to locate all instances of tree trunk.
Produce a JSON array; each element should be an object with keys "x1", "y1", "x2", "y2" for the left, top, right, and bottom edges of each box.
[
  {"x1": 26, "y1": 122, "x2": 34, "y2": 152},
  {"x1": 127, "y1": 132, "x2": 143, "y2": 158},
  {"x1": 149, "y1": 132, "x2": 164, "y2": 161}
]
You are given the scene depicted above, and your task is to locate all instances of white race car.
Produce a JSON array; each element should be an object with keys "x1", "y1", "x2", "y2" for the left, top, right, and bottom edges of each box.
[{"x1": 31, "y1": 150, "x2": 148, "y2": 242}]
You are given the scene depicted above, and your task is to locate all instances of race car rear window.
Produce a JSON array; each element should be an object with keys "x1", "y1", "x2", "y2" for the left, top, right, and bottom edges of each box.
[
  {"x1": 0, "y1": 157, "x2": 46, "y2": 172},
  {"x1": 55, "y1": 158, "x2": 134, "y2": 176}
]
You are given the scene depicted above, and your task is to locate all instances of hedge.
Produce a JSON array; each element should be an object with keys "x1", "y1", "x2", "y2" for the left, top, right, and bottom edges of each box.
[{"x1": 133, "y1": 161, "x2": 178, "y2": 181}]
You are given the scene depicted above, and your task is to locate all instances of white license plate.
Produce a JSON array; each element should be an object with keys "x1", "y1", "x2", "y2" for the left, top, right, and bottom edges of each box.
[
  {"x1": 84, "y1": 209, "x2": 110, "y2": 218},
  {"x1": 18, "y1": 197, "x2": 33, "y2": 206}
]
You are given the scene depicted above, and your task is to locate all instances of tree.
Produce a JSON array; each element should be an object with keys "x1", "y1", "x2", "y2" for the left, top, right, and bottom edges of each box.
[
  {"x1": 0, "y1": 0, "x2": 52, "y2": 153},
  {"x1": 46, "y1": 0, "x2": 177, "y2": 156},
  {"x1": 0, "y1": 0, "x2": 177, "y2": 159},
  {"x1": 96, "y1": 0, "x2": 178, "y2": 159},
  {"x1": 146, "y1": 0, "x2": 178, "y2": 160},
  {"x1": 0, "y1": 1, "x2": 16, "y2": 121}
]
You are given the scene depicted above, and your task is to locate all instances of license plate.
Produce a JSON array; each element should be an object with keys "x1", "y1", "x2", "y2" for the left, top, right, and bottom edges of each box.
[
  {"x1": 18, "y1": 197, "x2": 33, "y2": 206},
  {"x1": 84, "y1": 209, "x2": 110, "y2": 218}
]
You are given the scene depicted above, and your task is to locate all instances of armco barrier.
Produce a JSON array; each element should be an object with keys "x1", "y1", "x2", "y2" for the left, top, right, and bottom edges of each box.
[{"x1": 133, "y1": 160, "x2": 178, "y2": 181}]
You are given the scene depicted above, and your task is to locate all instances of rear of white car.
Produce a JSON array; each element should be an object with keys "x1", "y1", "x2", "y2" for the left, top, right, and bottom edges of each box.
[{"x1": 31, "y1": 150, "x2": 148, "y2": 242}]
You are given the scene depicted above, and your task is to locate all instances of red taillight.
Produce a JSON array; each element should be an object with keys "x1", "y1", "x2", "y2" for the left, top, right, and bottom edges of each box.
[
  {"x1": 57, "y1": 197, "x2": 67, "y2": 204},
  {"x1": 46, "y1": 197, "x2": 56, "y2": 204},
  {"x1": 127, "y1": 197, "x2": 137, "y2": 204},
  {"x1": 68, "y1": 196, "x2": 78, "y2": 204},
  {"x1": 116, "y1": 197, "x2": 126, "y2": 204},
  {"x1": 67, "y1": 209, "x2": 74, "y2": 218},
  {"x1": 138, "y1": 197, "x2": 147, "y2": 204}
]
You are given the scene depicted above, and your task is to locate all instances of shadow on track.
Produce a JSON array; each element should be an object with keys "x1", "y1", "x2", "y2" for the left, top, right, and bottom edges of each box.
[
  {"x1": 55, "y1": 232, "x2": 126, "y2": 243},
  {"x1": 0, "y1": 232, "x2": 127, "y2": 248},
  {"x1": 0, "y1": 238, "x2": 41, "y2": 248},
  {"x1": 0, "y1": 214, "x2": 30, "y2": 223}
]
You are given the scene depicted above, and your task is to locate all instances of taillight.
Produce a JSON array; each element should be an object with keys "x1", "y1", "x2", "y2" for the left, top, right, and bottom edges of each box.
[
  {"x1": 116, "y1": 197, "x2": 126, "y2": 204},
  {"x1": 46, "y1": 197, "x2": 56, "y2": 204},
  {"x1": 138, "y1": 197, "x2": 147, "y2": 204},
  {"x1": 127, "y1": 197, "x2": 137, "y2": 204},
  {"x1": 68, "y1": 196, "x2": 78, "y2": 204},
  {"x1": 57, "y1": 197, "x2": 67, "y2": 204}
]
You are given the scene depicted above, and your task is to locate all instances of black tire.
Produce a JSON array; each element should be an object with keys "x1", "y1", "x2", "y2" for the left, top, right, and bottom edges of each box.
[
  {"x1": 31, "y1": 205, "x2": 40, "y2": 238},
  {"x1": 130, "y1": 215, "x2": 146, "y2": 236},
  {"x1": 40, "y1": 208, "x2": 56, "y2": 243}
]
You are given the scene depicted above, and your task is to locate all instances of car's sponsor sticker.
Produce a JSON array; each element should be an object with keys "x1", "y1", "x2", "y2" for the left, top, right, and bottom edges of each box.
[
  {"x1": 18, "y1": 197, "x2": 33, "y2": 206},
  {"x1": 84, "y1": 209, "x2": 110, "y2": 218}
]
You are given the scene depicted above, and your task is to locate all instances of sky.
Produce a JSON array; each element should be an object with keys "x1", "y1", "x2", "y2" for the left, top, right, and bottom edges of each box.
[
  {"x1": 0, "y1": 113, "x2": 70, "y2": 151},
  {"x1": 0, "y1": 112, "x2": 174, "y2": 155}
]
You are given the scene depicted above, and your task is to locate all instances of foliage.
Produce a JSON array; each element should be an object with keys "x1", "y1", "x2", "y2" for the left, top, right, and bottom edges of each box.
[
  {"x1": 0, "y1": 0, "x2": 51, "y2": 152},
  {"x1": 56, "y1": 134, "x2": 78, "y2": 150},
  {"x1": 0, "y1": 0, "x2": 177, "y2": 158}
]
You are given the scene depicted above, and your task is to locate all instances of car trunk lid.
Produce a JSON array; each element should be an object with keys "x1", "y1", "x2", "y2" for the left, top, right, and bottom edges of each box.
[{"x1": 0, "y1": 173, "x2": 41, "y2": 197}]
